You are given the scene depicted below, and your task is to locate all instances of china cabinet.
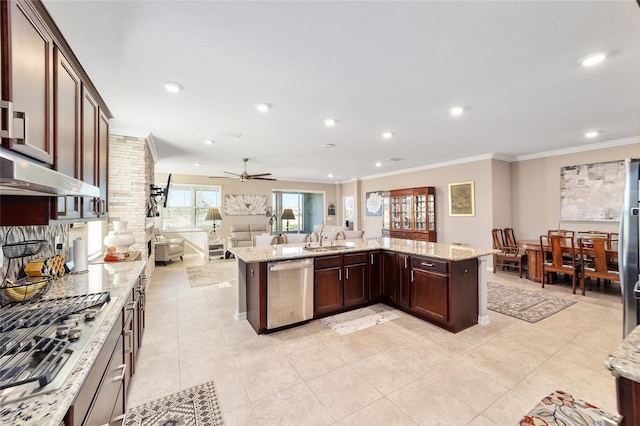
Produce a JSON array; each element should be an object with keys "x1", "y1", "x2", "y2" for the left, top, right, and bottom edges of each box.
[{"x1": 385, "y1": 187, "x2": 436, "y2": 241}]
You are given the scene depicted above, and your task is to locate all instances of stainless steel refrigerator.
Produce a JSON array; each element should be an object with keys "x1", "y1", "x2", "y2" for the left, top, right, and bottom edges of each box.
[{"x1": 621, "y1": 158, "x2": 640, "y2": 337}]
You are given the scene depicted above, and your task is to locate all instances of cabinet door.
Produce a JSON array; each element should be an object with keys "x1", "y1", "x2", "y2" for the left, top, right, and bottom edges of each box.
[
  {"x1": 401, "y1": 194, "x2": 412, "y2": 230},
  {"x1": 344, "y1": 262, "x2": 367, "y2": 307},
  {"x1": 368, "y1": 251, "x2": 381, "y2": 300},
  {"x1": 396, "y1": 253, "x2": 411, "y2": 307},
  {"x1": 381, "y1": 250, "x2": 396, "y2": 301},
  {"x1": 52, "y1": 47, "x2": 81, "y2": 219},
  {"x1": 98, "y1": 109, "x2": 109, "y2": 215},
  {"x1": 81, "y1": 86, "x2": 98, "y2": 217},
  {"x1": 1, "y1": 0, "x2": 53, "y2": 164},
  {"x1": 390, "y1": 195, "x2": 401, "y2": 230},
  {"x1": 411, "y1": 269, "x2": 448, "y2": 322},
  {"x1": 314, "y1": 267, "x2": 343, "y2": 315}
]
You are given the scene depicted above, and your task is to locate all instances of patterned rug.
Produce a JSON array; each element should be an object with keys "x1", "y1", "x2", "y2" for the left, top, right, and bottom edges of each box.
[
  {"x1": 321, "y1": 304, "x2": 400, "y2": 335},
  {"x1": 519, "y1": 390, "x2": 619, "y2": 425},
  {"x1": 488, "y1": 282, "x2": 576, "y2": 323},
  {"x1": 187, "y1": 260, "x2": 236, "y2": 288},
  {"x1": 124, "y1": 380, "x2": 224, "y2": 426}
]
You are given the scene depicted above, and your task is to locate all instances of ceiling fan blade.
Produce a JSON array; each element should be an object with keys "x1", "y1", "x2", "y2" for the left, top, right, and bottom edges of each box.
[
  {"x1": 208, "y1": 176, "x2": 232, "y2": 179},
  {"x1": 251, "y1": 176, "x2": 277, "y2": 181},
  {"x1": 222, "y1": 171, "x2": 242, "y2": 177},
  {"x1": 247, "y1": 173, "x2": 272, "y2": 178}
]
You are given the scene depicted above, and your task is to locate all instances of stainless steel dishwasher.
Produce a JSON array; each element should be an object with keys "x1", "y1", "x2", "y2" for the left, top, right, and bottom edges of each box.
[{"x1": 267, "y1": 258, "x2": 314, "y2": 330}]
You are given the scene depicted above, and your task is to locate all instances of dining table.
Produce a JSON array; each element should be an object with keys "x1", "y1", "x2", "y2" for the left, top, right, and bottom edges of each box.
[{"x1": 517, "y1": 239, "x2": 618, "y2": 283}]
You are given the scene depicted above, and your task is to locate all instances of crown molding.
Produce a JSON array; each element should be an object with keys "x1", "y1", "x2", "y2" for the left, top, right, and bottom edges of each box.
[{"x1": 513, "y1": 136, "x2": 639, "y2": 161}]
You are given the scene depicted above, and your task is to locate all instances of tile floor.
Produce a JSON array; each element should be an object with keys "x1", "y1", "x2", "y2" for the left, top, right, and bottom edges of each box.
[{"x1": 127, "y1": 254, "x2": 623, "y2": 425}]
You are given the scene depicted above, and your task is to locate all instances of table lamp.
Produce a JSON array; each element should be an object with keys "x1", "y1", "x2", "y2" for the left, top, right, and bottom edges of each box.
[
  {"x1": 281, "y1": 209, "x2": 295, "y2": 232},
  {"x1": 205, "y1": 208, "x2": 222, "y2": 238}
]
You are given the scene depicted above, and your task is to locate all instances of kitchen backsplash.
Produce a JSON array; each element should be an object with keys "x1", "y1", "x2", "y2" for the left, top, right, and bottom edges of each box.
[{"x1": 0, "y1": 224, "x2": 70, "y2": 282}]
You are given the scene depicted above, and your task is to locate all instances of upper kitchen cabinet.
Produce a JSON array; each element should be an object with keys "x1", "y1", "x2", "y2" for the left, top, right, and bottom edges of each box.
[
  {"x1": 0, "y1": 0, "x2": 54, "y2": 164},
  {"x1": 386, "y1": 187, "x2": 437, "y2": 242}
]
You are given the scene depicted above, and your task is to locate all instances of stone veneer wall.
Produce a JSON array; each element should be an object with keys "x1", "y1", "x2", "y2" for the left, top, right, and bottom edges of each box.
[{"x1": 109, "y1": 135, "x2": 155, "y2": 278}]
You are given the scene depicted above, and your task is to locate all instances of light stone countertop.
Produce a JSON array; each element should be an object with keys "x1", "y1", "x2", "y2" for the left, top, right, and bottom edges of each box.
[
  {"x1": 605, "y1": 325, "x2": 640, "y2": 382},
  {"x1": 228, "y1": 237, "x2": 498, "y2": 263},
  {"x1": 1, "y1": 259, "x2": 147, "y2": 426}
]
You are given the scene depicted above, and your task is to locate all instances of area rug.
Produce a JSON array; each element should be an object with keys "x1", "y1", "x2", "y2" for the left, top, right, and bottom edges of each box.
[
  {"x1": 321, "y1": 304, "x2": 400, "y2": 335},
  {"x1": 124, "y1": 380, "x2": 224, "y2": 426},
  {"x1": 488, "y1": 282, "x2": 576, "y2": 323},
  {"x1": 187, "y1": 260, "x2": 236, "y2": 288},
  {"x1": 519, "y1": 390, "x2": 619, "y2": 426}
]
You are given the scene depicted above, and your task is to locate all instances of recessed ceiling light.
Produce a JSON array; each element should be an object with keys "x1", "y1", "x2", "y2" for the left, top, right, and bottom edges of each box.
[
  {"x1": 328, "y1": 173, "x2": 333, "y2": 178},
  {"x1": 449, "y1": 106, "x2": 464, "y2": 116},
  {"x1": 256, "y1": 103, "x2": 272, "y2": 112},
  {"x1": 382, "y1": 132, "x2": 394, "y2": 139},
  {"x1": 375, "y1": 162, "x2": 383, "y2": 167},
  {"x1": 324, "y1": 118, "x2": 337, "y2": 127},
  {"x1": 581, "y1": 53, "x2": 606, "y2": 67},
  {"x1": 194, "y1": 162, "x2": 202, "y2": 166},
  {"x1": 585, "y1": 131, "x2": 599, "y2": 138},
  {"x1": 163, "y1": 81, "x2": 183, "y2": 93},
  {"x1": 321, "y1": 143, "x2": 336, "y2": 149},
  {"x1": 204, "y1": 139, "x2": 214, "y2": 145}
]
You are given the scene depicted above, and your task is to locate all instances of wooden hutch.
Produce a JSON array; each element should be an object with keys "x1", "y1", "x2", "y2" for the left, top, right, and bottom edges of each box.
[{"x1": 382, "y1": 187, "x2": 436, "y2": 242}]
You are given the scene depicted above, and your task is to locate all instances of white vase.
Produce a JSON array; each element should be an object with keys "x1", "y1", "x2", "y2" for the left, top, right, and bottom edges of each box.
[{"x1": 104, "y1": 221, "x2": 135, "y2": 253}]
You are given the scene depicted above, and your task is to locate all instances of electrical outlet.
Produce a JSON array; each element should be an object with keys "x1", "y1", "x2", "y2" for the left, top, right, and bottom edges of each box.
[{"x1": 55, "y1": 235, "x2": 61, "y2": 248}]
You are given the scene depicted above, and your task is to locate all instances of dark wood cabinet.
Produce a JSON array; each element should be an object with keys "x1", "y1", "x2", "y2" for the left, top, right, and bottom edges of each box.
[
  {"x1": 245, "y1": 260, "x2": 267, "y2": 334},
  {"x1": 97, "y1": 108, "x2": 109, "y2": 215},
  {"x1": 314, "y1": 255, "x2": 343, "y2": 316},
  {"x1": 386, "y1": 187, "x2": 437, "y2": 242},
  {"x1": 52, "y1": 47, "x2": 81, "y2": 220},
  {"x1": 396, "y1": 253, "x2": 411, "y2": 307},
  {"x1": 81, "y1": 86, "x2": 99, "y2": 217},
  {"x1": 343, "y1": 252, "x2": 368, "y2": 307},
  {"x1": 381, "y1": 250, "x2": 396, "y2": 301},
  {"x1": 1, "y1": 0, "x2": 54, "y2": 164},
  {"x1": 411, "y1": 263, "x2": 448, "y2": 322},
  {"x1": 368, "y1": 251, "x2": 381, "y2": 300}
]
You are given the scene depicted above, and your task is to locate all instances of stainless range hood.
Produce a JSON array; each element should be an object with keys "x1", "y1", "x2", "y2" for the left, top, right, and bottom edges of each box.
[{"x1": 0, "y1": 151, "x2": 99, "y2": 197}]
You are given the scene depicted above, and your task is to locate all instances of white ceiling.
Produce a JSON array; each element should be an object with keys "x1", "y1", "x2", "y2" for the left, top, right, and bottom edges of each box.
[{"x1": 42, "y1": 1, "x2": 640, "y2": 183}]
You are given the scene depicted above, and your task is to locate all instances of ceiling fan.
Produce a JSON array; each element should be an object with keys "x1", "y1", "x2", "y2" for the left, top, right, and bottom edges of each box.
[{"x1": 210, "y1": 158, "x2": 276, "y2": 182}]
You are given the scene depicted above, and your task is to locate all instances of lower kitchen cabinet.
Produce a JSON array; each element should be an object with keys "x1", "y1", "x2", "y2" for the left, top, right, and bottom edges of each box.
[
  {"x1": 343, "y1": 252, "x2": 368, "y2": 308},
  {"x1": 314, "y1": 255, "x2": 343, "y2": 316},
  {"x1": 368, "y1": 251, "x2": 381, "y2": 300},
  {"x1": 396, "y1": 253, "x2": 411, "y2": 308},
  {"x1": 411, "y1": 262, "x2": 448, "y2": 322},
  {"x1": 381, "y1": 250, "x2": 396, "y2": 301}
]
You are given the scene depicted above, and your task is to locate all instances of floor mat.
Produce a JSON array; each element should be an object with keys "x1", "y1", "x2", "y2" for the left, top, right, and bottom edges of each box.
[{"x1": 321, "y1": 304, "x2": 400, "y2": 335}]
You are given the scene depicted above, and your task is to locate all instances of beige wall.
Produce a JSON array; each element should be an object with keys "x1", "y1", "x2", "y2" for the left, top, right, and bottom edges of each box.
[
  {"x1": 511, "y1": 142, "x2": 639, "y2": 240},
  {"x1": 491, "y1": 159, "x2": 513, "y2": 230},
  {"x1": 154, "y1": 173, "x2": 338, "y2": 238}
]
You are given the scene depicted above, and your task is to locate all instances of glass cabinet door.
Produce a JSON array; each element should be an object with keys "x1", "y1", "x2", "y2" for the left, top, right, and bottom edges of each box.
[
  {"x1": 401, "y1": 195, "x2": 412, "y2": 230},
  {"x1": 391, "y1": 195, "x2": 401, "y2": 230},
  {"x1": 428, "y1": 193, "x2": 435, "y2": 231},
  {"x1": 382, "y1": 195, "x2": 390, "y2": 229},
  {"x1": 413, "y1": 194, "x2": 426, "y2": 231}
]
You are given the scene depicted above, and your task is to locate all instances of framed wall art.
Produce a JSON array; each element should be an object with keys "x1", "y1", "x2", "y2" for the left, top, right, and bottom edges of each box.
[
  {"x1": 224, "y1": 194, "x2": 267, "y2": 215},
  {"x1": 448, "y1": 181, "x2": 475, "y2": 216},
  {"x1": 327, "y1": 202, "x2": 336, "y2": 216},
  {"x1": 366, "y1": 191, "x2": 383, "y2": 216}
]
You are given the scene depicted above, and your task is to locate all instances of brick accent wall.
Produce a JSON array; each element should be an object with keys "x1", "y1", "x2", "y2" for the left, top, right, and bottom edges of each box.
[{"x1": 108, "y1": 134, "x2": 155, "y2": 278}]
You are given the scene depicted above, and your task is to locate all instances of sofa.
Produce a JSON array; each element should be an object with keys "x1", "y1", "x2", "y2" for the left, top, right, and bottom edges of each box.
[
  {"x1": 227, "y1": 224, "x2": 270, "y2": 248},
  {"x1": 154, "y1": 229, "x2": 185, "y2": 265}
]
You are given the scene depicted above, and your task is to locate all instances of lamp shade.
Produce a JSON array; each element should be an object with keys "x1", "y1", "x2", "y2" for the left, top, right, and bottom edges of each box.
[
  {"x1": 281, "y1": 209, "x2": 295, "y2": 220},
  {"x1": 205, "y1": 208, "x2": 222, "y2": 221}
]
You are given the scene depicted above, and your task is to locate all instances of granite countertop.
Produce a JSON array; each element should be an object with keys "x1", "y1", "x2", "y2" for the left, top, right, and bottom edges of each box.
[
  {"x1": 605, "y1": 325, "x2": 640, "y2": 382},
  {"x1": 228, "y1": 237, "x2": 498, "y2": 263},
  {"x1": 1, "y1": 260, "x2": 147, "y2": 426}
]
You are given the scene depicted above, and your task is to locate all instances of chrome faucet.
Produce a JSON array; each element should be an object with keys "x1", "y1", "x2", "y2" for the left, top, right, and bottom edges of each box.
[{"x1": 317, "y1": 225, "x2": 325, "y2": 246}]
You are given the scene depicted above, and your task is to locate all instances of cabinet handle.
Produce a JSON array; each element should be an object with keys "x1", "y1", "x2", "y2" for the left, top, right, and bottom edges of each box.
[
  {"x1": 339, "y1": 269, "x2": 342, "y2": 281},
  {"x1": 421, "y1": 262, "x2": 435, "y2": 268},
  {"x1": 126, "y1": 302, "x2": 136, "y2": 311},
  {"x1": 0, "y1": 100, "x2": 13, "y2": 138},
  {"x1": 404, "y1": 257, "x2": 408, "y2": 269},
  {"x1": 66, "y1": 181, "x2": 79, "y2": 188},
  {"x1": 112, "y1": 364, "x2": 126, "y2": 383},
  {"x1": 370, "y1": 253, "x2": 373, "y2": 264},
  {"x1": 346, "y1": 267, "x2": 349, "y2": 280},
  {"x1": 411, "y1": 270, "x2": 414, "y2": 282},
  {"x1": 14, "y1": 110, "x2": 28, "y2": 145}
]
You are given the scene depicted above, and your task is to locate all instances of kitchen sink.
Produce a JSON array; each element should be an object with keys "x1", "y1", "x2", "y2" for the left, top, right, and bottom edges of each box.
[{"x1": 303, "y1": 245, "x2": 349, "y2": 252}]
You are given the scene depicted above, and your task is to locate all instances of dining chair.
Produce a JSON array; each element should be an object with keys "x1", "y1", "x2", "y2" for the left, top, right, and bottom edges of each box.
[
  {"x1": 547, "y1": 229, "x2": 575, "y2": 239},
  {"x1": 492, "y1": 229, "x2": 524, "y2": 278},
  {"x1": 283, "y1": 233, "x2": 310, "y2": 244},
  {"x1": 253, "y1": 234, "x2": 276, "y2": 246},
  {"x1": 578, "y1": 237, "x2": 619, "y2": 296},
  {"x1": 504, "y1": 227, "x2": 526, "y2": 256},
  {"x1": 540, "y1": 234, "x2": 580, "y2": 294}
]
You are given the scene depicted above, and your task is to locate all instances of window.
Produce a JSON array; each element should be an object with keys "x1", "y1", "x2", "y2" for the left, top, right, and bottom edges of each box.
[
  {"x1": 344, "y1": 196, "x2": 354, "y2": 227},
  {"x1": 162, "y1": 184, "x2": 221, "y2": 231},
  {"x1": 272, "y1": 191, "x2": 324, "y2": 234}
]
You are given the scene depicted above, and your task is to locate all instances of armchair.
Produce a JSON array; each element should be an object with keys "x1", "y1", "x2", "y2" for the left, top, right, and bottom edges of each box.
[{"x1": 154, "y1": 229, "x2": 185, "y2": 265}]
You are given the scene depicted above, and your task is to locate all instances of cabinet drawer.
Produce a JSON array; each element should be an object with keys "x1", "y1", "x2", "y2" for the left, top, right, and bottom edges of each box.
[
  {"x1": 314, "y1": 255, "x2": 341, "y2": 270},
  {"x1": 344, "y1": 252, "x2": 367, "y2": 265},
  {"x1": 412, "y1": 257, "x2": 448, "y2": 274}
]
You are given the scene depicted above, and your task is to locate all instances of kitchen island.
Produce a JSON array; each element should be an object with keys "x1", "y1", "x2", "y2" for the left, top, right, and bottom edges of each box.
[
  {"x1": 605, "y1": 326, "x2": 640, "y2": 423},
  {"x1": 229, "y1": 237, "x2": 497, "y2": 334},
  {"x1": 0, "y1": 259, "x2": 147, "y2": 426}
]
